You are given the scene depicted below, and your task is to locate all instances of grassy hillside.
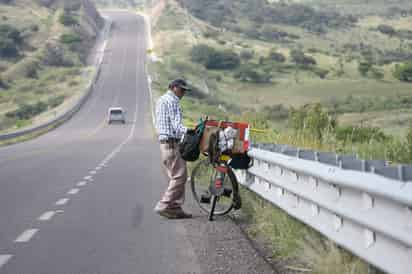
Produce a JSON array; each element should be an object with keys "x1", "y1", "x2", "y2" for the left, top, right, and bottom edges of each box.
[
  {"x1": 93, "y1": 0, "x2": 143, "y2": 8},
  {"x1": 0, "y1": 0, "x2": 103, "y2": 133},
  {"x1": 149, "y1": 0, "x2": 412, "y2": 139}
]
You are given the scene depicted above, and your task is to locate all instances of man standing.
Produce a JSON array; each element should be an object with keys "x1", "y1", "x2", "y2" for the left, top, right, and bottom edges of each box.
[{"x1": 154, "y1": 79, "x2": 192, "y2": 219}]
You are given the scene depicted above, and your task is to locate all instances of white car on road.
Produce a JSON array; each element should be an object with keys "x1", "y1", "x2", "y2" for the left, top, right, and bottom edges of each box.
[{"x1": 108, "y1": 107, "x2": 126, "y2": 124}]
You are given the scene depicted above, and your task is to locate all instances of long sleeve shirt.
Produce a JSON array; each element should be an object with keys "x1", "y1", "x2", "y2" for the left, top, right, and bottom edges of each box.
[{"x1": 155, "y1": 90, "x2": 187, "y2": 141}]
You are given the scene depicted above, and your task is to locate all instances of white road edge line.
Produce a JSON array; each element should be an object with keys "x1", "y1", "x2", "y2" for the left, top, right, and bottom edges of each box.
[
  {"x1": 0, "y1": 255, "x2": 12, "y2": 269},
  {"x1": 67, "y1": 188, "x2": 80, "y2": 195},
  {"x1": 38, "y1": 211, "x2": 56, "y2": 221},
  {"x1": 55, "y1": 198, "x2": 69, "y2": 206},
  {"x1": 15, "y1": 229, "x2": 38, "y2": 243}
]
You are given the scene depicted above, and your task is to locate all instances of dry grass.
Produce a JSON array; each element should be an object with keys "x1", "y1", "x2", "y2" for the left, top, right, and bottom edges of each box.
[{"x1": 238, "y1": 187, "x2": 377, "y2": 274}]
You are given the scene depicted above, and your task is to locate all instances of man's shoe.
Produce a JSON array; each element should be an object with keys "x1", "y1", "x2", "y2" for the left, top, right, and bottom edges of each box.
[
  {"x1": 174, "y1": 209, "x2": 192, "y2": 219},
  {"x1": 155, "y1": 208, "x2": 192, "y2": 219}
]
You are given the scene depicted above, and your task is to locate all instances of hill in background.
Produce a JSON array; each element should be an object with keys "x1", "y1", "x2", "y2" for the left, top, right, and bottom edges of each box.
[
  {"x1": 0, "y1": 0, "x2": 103, "y2": 132},
  {"x1": 150, "y1": 0, "x2": 412, "y2": 137}
]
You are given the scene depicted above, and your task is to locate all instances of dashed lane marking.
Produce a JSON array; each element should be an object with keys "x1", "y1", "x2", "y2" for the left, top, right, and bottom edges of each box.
[
  {"x1": 55, "y1": 198, "x2": 69, "y2": 206},
  {"x1": 38, "y1": 211, "x2": 56, "y2": 221},
  {"x1": 84, "y1": 176, "x2": 93, "y2": 181},
  {"x1": 0, "y1": 255, "x2": 12, "y2": 269},
  {"x1": 77, "y1": 181, "x2": 87, "y2": 187},
  {"x1": 15, "y1": 229, "x2": 38, "y2": 243},
  {"x1": 90, "y1": 170, "x2": 97, "y2": 175},
  {"x1": 67, "y1": 188, "x2": 80, "y2": 195}
]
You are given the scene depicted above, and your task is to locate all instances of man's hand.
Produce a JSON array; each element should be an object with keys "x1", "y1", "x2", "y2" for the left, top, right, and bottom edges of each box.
[{"x1": 186, "y1": 129, "x2": 196, "y2": 134}]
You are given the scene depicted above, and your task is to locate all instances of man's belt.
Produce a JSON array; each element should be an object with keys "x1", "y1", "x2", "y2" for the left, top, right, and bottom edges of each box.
[{"x1": 159, "y1": 138, "x2": 179, "y2": 144}]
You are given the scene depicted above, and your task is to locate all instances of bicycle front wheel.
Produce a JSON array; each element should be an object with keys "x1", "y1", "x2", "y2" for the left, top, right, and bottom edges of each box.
[{"x1": 190, "y1": 158, "x2": 238, "y2": 216}]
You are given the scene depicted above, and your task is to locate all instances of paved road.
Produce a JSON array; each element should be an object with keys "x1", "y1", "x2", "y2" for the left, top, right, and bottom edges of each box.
[{"x1": 0, "y1": 11, "x2": 275, "y2": 274}]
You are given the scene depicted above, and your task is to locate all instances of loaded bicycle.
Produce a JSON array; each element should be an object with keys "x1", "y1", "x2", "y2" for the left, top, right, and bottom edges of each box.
[{"x1": 187, "y1": 119, "x2": 252, "y2": 221}]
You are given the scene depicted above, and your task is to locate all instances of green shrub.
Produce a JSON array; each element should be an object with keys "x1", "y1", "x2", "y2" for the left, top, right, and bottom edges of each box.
[
  {"x1": 289, "y1": 104, "x2": 334, "y2": 140},
  {"x1": 312, "y1": 67, "x2": 329, "y2": 79},
  {"x1": 377, "y1": 24, "x2": 396, "y2": 37},
  {"x1": 406, "y1": 125, "x2": 412, "y2": 160},
  {"x1": 190, "y1": 44, "x2": 216, "y2": 65},
  {"x1": 203, "y1": 28, "x2": 219, "y2": 39},
  {"x1": 0, "y1": 37, "x2": 18, "y2": 58},
  {"x1": 0, "y1": 24, "x2": 22, "y2": 44},
  {"x1": 358, "y1": 61, "x2": 372, "y2": 76},
  {"x1": 48, "y1": 95, "x2": 65, "y2": 108},
  {"x1": 30, "y1": 24, "x2": 39, "y2": 32},
  {"x1": 6, "y1": 102, "x2": 48, "y2": 120},
  {"x1": 15, "y1": 119, "x2": 31, "y2": 129},
  {"x1": 336, "y1": 126, "x2": 389, "y2": 143},
  {"x1": 268, "y1": 50, "x2": 286, "y2": 63},
  {"x1": 262, "y1": 104, "x2": 289, "y2": 121},
  {"x1": 190, "y1": 44, "x2": 240, "y2": 70},
  {"x1": 59, "y1": 12, "x2": 79, "y2": 26},
  {"x1": 240, "y1": 49, "x2": 254, "y2": 61},
  {"x1": 0, "y1": 24, "x2": 21, "y2": 57},
  {"x1": 234, "y1": 63, "x2": 271, "y2": 83},
  {"x1": 370, "y1": 67, "x2": 384, "y2": 80},
  {"x1": 393, "y1": 63, "x2": 412, "y2": 82},
  {"x1": 290, "y1": 49, "x2": 316, "y2": 68},
  {"x1": 60, "y1": 33, "x2": 82, "y2": 44},
  {"x1": 0, "y1": 75, "x2": 8, "y2": 89},
  {"x1": 206, "y1": 49, "x2": 240, "y2": 70}
]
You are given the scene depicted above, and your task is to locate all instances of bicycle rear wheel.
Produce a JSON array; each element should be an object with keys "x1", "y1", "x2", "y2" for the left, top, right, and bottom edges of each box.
[{"x1": 190, "y1": 158, "x2": 238, "y2": 216}]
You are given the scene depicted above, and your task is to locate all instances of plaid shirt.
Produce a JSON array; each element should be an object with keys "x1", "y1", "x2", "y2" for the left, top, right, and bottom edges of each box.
[{"x1": 155, "y1": 90, "x2": 187, "y2": 141}]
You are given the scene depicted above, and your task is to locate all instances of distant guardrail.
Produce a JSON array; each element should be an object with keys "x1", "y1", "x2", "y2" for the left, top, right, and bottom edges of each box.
[
  {"x1": 235, "y1": 144, "x2": 412, "y2": 274},
  {"x1": 0, "y1": 19, "x2": 112, "y2": 143}
]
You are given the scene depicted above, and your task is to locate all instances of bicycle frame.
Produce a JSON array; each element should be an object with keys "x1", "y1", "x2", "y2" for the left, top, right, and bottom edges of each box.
[{"x1": 208, "y1": 155, "x2": 233, "y2": 221}]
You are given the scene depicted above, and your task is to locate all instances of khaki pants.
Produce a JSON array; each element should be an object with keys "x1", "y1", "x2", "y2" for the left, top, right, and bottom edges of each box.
[{"x1": 155, "y1": 143, "x2": 188, "y2": 211}]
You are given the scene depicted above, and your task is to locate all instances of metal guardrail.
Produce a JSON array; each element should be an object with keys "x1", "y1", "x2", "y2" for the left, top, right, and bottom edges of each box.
[
  {"x1": 0, "y1": 19, "x2": 112, "y2": 142},
  {"x1": 235, "y1": 145, "x2": 412, "y2": 274}
]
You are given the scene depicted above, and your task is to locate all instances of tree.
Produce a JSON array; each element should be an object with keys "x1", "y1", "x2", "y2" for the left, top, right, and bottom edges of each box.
[
  {"x1": 305, "y1": 104, "x2": 330, "y2": 140},
  {"x1": 393, "y1": 63, "x2": 412, "y2": 82},
  {"x1": 377, "y1": 24, "x2": 396, "y2": 37},
  {"x1": 205, "y1": 50, "x2": 240, "y2": 70},
  {"x1": 312, "y1": 67, "x2": 329, "y2": 79},
  {"x1": 190, "y1": 44, "x2": 240, "y2": 70},
  {"x1": 261, "y1": 24, "x2": 287, "y2": 41},
  {"x1": 0, "y1": 24, "x2": 22, "y2": 44},
  {"x1": 288, "y1": 104, "x2": 332, "y2": 141},
  {"x1": 59, "y1": 12, "x2": 79, "y2": 26},
  {"x1": 234, "y1": 64, "x2": 271, "y2": 83},
  {"x1": 290, "y1": 49, "x2": 316, "y2": 68},
  {"x1": 370, "y1": 67, "x2": 384, "y2": 80},
  {"x1": 0, "y1": 75, "x2": 7, "y2": 89},
  {"x1": 190, "y1": 44, "x2": 216, "y2": 65},
  {"x1": 60, "y1": 33, "x2": 82, "y2": 44},
  {"x1": 358, "y1": 61, "x2": 372, "y2": 77},
  {"x1": 268, "y1": 49, "x2": 286, "y2": 63},
  {"x1": 240, "y1": 49, "x2": 254, "y2": 61},
  {"x1": 0, "y1": 37, "x2": 18, "y2": 58}
]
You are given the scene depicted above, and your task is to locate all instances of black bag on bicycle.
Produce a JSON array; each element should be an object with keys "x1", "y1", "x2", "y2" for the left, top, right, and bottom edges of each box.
[
  {"x1": 228, "y1": 153, "x2": 253, "y2": 170},
  {"x1": 179, "y1": 122, "x2": 205, "y2": 162}
]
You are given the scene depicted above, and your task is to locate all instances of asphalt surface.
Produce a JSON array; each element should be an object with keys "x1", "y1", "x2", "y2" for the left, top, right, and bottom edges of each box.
[{"x1": 0, "y1": 11, "x2": 275, "y2": 274}]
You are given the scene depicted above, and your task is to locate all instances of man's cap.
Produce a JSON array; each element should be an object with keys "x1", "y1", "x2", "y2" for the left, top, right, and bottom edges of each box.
[{"x1": 169, "y1": 78, "x2": 190, "y2": 91}]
